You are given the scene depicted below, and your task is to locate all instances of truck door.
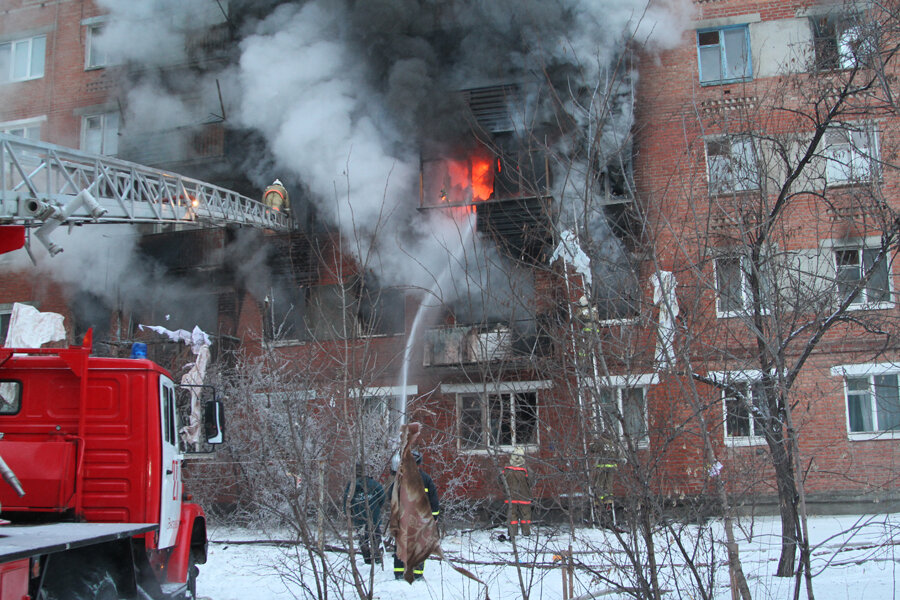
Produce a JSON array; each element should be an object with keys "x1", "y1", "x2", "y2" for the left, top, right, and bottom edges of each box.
[{"x1": 158, "y1": 376, "x2": 182, "y2": 548}]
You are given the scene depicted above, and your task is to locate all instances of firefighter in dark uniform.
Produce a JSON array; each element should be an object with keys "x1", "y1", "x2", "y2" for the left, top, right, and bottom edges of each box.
[
  {"x1": 591, "y1": 434, "x2": 621, "y2": 529},
  {"x1": 501, "y1": 448, "x2": 532, "y2": 538},
  {"x1": 342, "y1": 463, "x2": 385, "y2": 564},
  {"x1": 388, "y1": 450, "x2": 439, "y2": 580}
]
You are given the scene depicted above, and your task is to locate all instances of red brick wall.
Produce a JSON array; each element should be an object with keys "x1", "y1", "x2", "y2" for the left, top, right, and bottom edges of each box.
[{"x1": 0, "y1": 0, "x2": 110, "y2": 147}]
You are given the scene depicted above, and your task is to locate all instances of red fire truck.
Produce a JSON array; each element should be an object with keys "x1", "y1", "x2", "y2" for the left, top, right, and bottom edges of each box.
[{"x1": 0, "y1": 331, "x2": 224, "y2": 599}]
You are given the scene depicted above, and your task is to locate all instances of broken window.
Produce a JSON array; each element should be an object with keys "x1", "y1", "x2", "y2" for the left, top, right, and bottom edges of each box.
[
  {"x1": 834, "y1": 246, "x2": 891, "y2": 307},
  {"x1": 303, "y1": 284, "x2": 359, "y2": 341},
  {"x1": 706, "y1": 136, "x2": 760, "y2": 194},
  {"x1": 811, "y1": 13, "x2": 873, "y2": 71},
  {"x1": 263, "y1": 280, "x2": 306, "y2": 341},
  {"x1": 458, "y1": 391, "x2": 538, "y2": 450},
  {"x1": 697, "y1": 26, "x2": 751, "y2": 84},
  {"x1": 85, "y1": 23, "x2": 112, "y2": 69},
  {"x1": 357, "y1": 285, "x2": 405, "y2": 337}
]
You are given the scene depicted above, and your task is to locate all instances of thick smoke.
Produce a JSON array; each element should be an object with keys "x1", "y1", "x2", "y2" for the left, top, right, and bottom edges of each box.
[{"x1": 86, "y1": 0, "x2": 689, "y2": 323}]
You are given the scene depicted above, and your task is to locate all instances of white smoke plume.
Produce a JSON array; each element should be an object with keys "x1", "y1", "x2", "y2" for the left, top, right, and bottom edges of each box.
[{"x1": 87, "y1": 0, "x2": 690, "y2": 316}]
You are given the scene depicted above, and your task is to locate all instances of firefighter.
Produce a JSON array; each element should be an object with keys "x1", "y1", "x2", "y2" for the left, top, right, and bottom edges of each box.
[
  {"x1": 501, "y1": 448, "x2": 532, "y2": 538},
  {"x1": 590, "y1": 433, "x2": 623, "y2": 531},
  {"x1": 342, "y1": 464, "x2": 385, "y2": 565},
  {"x1": 388, "y1": 450, "x2": 439, "y2": 580},
  {"x1": 262, "y1": 179, "x2": 289, "y2": 213}
]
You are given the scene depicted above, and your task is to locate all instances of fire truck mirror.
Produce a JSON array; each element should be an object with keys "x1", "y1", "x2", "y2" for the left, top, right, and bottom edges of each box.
[{"x1": 204, "y1": 400, "x2": 225, "y2": 444}]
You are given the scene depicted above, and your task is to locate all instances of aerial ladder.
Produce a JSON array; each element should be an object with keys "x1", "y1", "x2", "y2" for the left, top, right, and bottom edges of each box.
[{"x1": 0, "y1": 132, "x2": 292, "y2": 256}]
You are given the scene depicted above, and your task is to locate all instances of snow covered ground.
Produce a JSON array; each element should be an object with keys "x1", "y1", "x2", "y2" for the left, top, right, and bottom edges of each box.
[{"x1": 197, "y1": 513, "x2": 899, "y2": 599}]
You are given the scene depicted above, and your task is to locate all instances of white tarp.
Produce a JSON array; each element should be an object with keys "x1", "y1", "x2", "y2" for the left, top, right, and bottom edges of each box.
[
  {"x1": 3, "y1": 303, "x2": 66, "y2": 348},
  {"x1": 139, "y1": 324, "x2": 211, "y2": 448},
  {"x1": 652, "y1": 270, "x2": 678, "y2": 371},
  {"x1": 550, "y1": 230, "x2": 593, "y2": 288}
]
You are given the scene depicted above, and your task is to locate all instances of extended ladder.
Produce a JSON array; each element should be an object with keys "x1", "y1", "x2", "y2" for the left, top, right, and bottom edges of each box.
[{"x1": 0, "y1": 133, "x2": 291, "y2": 255}]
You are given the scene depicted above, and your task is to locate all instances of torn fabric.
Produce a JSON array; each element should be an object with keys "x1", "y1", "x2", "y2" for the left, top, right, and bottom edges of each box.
[{"x1": 3, "y1": 303, "x2": 66, "y2": 348}]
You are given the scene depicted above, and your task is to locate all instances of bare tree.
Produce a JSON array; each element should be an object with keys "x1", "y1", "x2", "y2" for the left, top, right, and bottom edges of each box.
[{"x1": 639, "y1": 0, "x2": 900, "y2": 591}]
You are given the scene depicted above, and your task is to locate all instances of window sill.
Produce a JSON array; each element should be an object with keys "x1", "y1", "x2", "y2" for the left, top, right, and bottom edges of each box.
[
  {"x1": 1, "y1": 76, "x2": 44, "y2": 85},
  {"x1": 716, "y1": 308, "x2": 771, "y2": 319},
  {"x1": 725, "y1": 436, "x2": 766, "y2": 447},
  {"x1": 458, "y1": 444, "x2": 539, "y2": 455},
  {"x1": 700, "y1": 77, "x2": 752, "y2": 87},
  {"x1": 843, "y1": 301, "x2": 894, "y2": 312},
  {"x1": 848, "y1": 431, "x2": 900, "y2": 441},
  {"x1": 826, "y1": 179, "x2": 881, "y2": 189},
  {"x1": 707, "y1": 187, "x2": 761, "y2": 198}
]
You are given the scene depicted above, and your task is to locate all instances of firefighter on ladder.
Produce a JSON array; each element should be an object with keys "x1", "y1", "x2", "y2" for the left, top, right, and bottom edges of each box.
[
  {"x1": 591, "y1": 433, "x2": 623, "y2": 531},
  {"x1": 501, "y1": 448, "x2": 532, "y2": 538},
  {"x1": 262, "y1": 179, "x2": 290, "y2": 214}
]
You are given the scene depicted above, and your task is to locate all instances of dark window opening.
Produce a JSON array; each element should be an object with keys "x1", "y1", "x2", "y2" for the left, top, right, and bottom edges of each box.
[
  {"x1": 357, "y1": 284, "x2": 405, "y2": 337},
  {"x1": 476, "y1": 197, "x2": 553, "y2": 263}
]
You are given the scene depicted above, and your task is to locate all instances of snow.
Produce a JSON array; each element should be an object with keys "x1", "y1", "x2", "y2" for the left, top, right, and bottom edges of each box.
[{"x1": 197, "y1": 513, "x2": 899, "y2": 599}]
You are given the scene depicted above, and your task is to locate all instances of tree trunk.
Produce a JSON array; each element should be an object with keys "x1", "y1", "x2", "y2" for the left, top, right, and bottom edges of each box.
[{"x1": 768, "y1": 436, "x2": 799, "y2": 577}]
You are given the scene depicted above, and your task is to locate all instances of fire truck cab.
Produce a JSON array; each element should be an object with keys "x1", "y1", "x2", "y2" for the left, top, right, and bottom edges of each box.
[{"x1": 0, "y1": 331, "x2": 224, "y2": 599}]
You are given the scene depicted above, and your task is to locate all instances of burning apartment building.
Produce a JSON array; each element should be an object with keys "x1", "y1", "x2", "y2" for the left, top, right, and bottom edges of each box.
[{"x1": 2, "y1": 0, "x2": 900, "y2": 533}]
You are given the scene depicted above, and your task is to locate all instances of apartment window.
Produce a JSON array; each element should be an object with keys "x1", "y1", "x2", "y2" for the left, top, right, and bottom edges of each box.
[
  {"x1": 81, "y1": 113, "x2": 119, "y2": 156},
  {"x1": 845, "y1": 374, "x2": 900, "y2": 434},
  {"x1": 706, "y1": 137, "x2": 759, "y2": 194},
  {"x1": 458, "y1": 391, "x2": 538, "y2": 450},
  {"x1": 1, "y1": 120, "x2": 41, "y2": 141},
  {"x1": 85, "y1": 24, "x2": 109, "y2": 69},
  {"x1": 811, "y1": 14, "x2": 872, "y2": 71},
  {"x1": 357, "y1": 285, "x2": 405, "y2": 337},
  {"x1": 0, "y1": 35, "x2": 46, "y2": 83},
  {"x1": 697, "y1": 26, "x2": 751, "y2": 84},
  {"x1": 835, "y1": 246, "x2": 891, "y2": 307},
  {"x1": 715, "y1": 255, "x2": 772, "y2": 316},
  {"x1": 595, "y1": 386, "x2": 648, "y2": 445},
  {"x1": 723, "y1": 380, "x2": 769, "y2": 442},
  {"x1": 824, "y1": 125, "x2": 878, "y2": 184}
]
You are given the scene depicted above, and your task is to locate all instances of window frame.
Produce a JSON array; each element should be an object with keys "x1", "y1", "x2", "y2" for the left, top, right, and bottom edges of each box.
[
  {"x1": 593, "y1": 385, "x2": 650, "y2": 448},
  {"x1": 714, "y1": 254, "x2": 773, "y2": 318},
  {"x1": 80, "y1": 112, "x2": 120, "y2": 156},
  {"x1": 444, "y1": 381, "x2": 549, "y2": 454},
  {"x1": 0, "y1": 34, "x2": 46, "y2": 83},
  {"x1": 832, "y1": 362, "x2": 900, "y2": 440},
  {"x1": 713, "y1": 371, "x2": 769, "y2": 446},
  {"x1": 833, "y1": 244, "x2": 893, "y2": 309},
  {"x1": 697, "y1": 24, "x2": 752, "y2": 85},
  {"x1": 85, "y1": 23, "x2": 109, "y2": 70},
  {"x1": 705, "y1": 136, "x2": 760, "y2": 195},
  {"x1": 824, "y1": 124, "x2": 879, "y2": 185}
]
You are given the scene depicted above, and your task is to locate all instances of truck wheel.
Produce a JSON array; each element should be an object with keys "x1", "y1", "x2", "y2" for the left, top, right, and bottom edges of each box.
[{"x1": 186, "y1": 557, "x2": 199, "y2": 599}]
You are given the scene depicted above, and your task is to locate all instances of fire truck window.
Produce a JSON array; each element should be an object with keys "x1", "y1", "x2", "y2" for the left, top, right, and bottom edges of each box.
[{"x1": 0, "y1": 381, "x2": 21, "y2": 414}]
